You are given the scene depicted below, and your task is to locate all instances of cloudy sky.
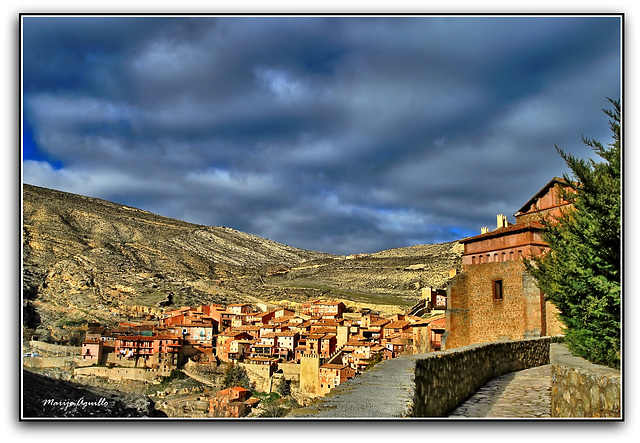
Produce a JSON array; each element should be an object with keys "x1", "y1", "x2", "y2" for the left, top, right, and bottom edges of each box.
[{"x1": 21, "y1": 15, "x2": 621, "y2": 255}]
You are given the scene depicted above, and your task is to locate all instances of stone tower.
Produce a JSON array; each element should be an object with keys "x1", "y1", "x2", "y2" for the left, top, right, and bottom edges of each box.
[{"x1": 300, "y1": 353, "x2": 322, "y2": 397}]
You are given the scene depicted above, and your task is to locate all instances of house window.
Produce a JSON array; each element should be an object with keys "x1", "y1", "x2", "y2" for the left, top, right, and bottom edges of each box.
[{"x1": 493, "y1": 279, "x2": 503, "y2": 300}]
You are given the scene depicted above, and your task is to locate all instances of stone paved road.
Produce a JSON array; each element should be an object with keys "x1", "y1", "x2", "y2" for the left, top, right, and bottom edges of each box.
[{"x1": 448, "y1": 364, "x2": 552, "y2": 418}]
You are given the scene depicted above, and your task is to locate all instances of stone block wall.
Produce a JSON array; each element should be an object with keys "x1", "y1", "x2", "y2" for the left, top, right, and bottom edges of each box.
[
  {"x1": 277, "y1": 362, "x2": 301, "y2": 381},
  {"x1": 28, "y1": 340, "x2": 81, "y2": 356},
  {"x1": 74, "y1": 365, "x2": 171, "y2": 381},
  {"x1": 412, "y1": 337, "x2": 550, "y2": 416},
  {"x1": 444, "y1": 261, "x2": 563, "y2": 349},
  {"x1": 240, "y1": 362, "x2": 274, "y2": 392},
  {"x1": 550, "y1": 344, "x2": 621, "y2": 418},
  {"x1": 23, "y1": 355, "x2": 89, "y2": 369}
]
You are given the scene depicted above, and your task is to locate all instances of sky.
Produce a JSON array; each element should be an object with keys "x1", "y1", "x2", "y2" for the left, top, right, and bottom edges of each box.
[{"x1": 21, "y1": 14, "x2": 622, "y2": 255}]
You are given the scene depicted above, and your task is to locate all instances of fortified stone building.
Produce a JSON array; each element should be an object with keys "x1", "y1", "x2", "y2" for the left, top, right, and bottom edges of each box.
[{"x1": 443, "y1": 178, "x2": 570, "y2": 349}]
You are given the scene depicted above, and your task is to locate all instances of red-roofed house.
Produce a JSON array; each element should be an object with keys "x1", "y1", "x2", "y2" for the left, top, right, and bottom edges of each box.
[
  {"x1": 301, "y1": 300, "x2": 345, "y2": 318},
  {"x1": 226, "y1": 304, "x2": 253, "y2": 315},
  {"x1": 341, "y1": 338, "x2": 378, "y2": 372},
  {"x1": 304, "y1": 333, "x2": 337, "y2": 357},
  {"x1": 318, "y1": 364, "x2": 356, "y2": 396},
  {"x1": 216, "y1": 330, "x2": 253, "y2": 362},
  {"x1": 81, "y1": 339, "x2": 103, "y2": 362},
  {"x1": 411, "y1": 314, "x2": 446, "y2": 352},
  {"x1": 382, "y1": 320, "x2": 412, "y2": 340},
  {"x1": 112, "y1": 334, "x2": 182, "y2": 369},
  {"x1": 361, "y1": 318, "x2": 390, "y2": 340},
  {"x1": 274, "y1": 307, "x2": 295, "y2": 318},
  {"x1": 209, "y1": 387, "x2": 255, "y2": 417}
]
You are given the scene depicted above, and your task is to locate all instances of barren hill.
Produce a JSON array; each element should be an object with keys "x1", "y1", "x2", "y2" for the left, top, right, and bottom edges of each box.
[
  {"x1": 22, "y1": 184, "x2": 462, "y2": 339},
  {"x1": 23, "y1": 184, "x2": 333, "y2": 334},
  {"x1": 263, "y1": 242, "x2": 463, "y2": 309}
]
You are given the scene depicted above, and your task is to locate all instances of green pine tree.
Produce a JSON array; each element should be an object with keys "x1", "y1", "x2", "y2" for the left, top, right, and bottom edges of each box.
[{"x1": 525, "y1": 98, "x2": 621, "y2": 369}]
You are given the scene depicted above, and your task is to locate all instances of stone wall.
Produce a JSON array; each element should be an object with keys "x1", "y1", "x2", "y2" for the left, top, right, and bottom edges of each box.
[
  {"x1": 23, "y1": 355, "x2": 94, "y2": 369},
  {"x1": 241, "y1": 362, "x2": 274, "y2": 392},
  {"x1": 444, "y1": 262, "x2": 563, "y2": 349},
  {"x1": 412, "y1": 337, "x2": 550, "y2": 416},
  {"x1": 290, "y1": 337, "x2": 550, "y2": 418},
  {"x1": 550, "y1": 344, "x2": 621, "y2": 418},
  {"x1": 277, "y1": 362, "x2": 301, "y2": 381},
  {"x1": 74, "y1": 365, "x2": 171, "y2": 382},
  {"x1": 28, "y1": 340, "x2": 81, "y2": 356}
]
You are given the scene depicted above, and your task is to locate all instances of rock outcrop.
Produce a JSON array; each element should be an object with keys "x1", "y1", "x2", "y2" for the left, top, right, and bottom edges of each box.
[{"x1": 22, "y1": 369, "x2": 167, "y2": 418}]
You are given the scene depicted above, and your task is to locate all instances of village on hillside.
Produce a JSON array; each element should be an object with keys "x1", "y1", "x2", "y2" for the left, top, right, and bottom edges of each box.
[
  {"x1": 23, "y1": 177, "x2": 572, "y2": 418},
  {"x1": 23, "y1": 176, "x2": 584, "y2": 418},
  {"x1": 26, "y1": 290, "x2": 446, "y2": 417}
]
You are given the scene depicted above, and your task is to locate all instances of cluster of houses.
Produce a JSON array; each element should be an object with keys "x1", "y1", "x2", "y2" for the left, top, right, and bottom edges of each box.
[
  {"x1": 80, "y1": 297, "x2": 446, "y2": 402},
  {"x1": 215, "y1": 300, "x2": 438, "y2": 365}
]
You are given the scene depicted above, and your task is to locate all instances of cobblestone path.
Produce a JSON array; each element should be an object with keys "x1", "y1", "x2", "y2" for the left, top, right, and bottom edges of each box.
[{"x1": 448, "y1": 364, "x2": 552, "y2": 418}]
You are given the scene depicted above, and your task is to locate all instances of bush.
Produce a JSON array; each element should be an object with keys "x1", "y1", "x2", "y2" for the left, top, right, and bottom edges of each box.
[
  {"x1": 222, "y1": 364, "x2": 252, "y2": 390},
  {"x1": 260, "y1": 401, "x2": 287, "y2": 417},
  {"x1": 275, "y1": 378, "x2": 291, "y2": 397}
]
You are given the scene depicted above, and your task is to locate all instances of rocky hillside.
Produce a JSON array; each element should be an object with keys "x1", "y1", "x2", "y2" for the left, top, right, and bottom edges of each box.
[
  {"x1": 262, "y1": 242, "x2": 463, "y2": 310},
  {"x1": 22, "y1": 184, "x2": 462, "y2": 338},
  {"x1": 22, "y1": 369, "x2": 166, "y2": 418},
  {"x1": 22, "y1": 184, "x2": 334, "y2": 336}
]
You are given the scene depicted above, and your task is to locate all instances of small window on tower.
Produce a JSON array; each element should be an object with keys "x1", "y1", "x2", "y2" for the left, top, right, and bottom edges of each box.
[{"x1": 493, "y1": 279, "x2": 503, "y2": 300}]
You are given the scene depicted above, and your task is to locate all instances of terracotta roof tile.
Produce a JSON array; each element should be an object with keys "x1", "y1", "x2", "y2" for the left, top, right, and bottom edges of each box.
[
  {"x1": 320, "y1": 363, "x2": 349, "y2": 370},
  {"x1": 460, "y1": 221, "x2": 544, "y2": 243}
]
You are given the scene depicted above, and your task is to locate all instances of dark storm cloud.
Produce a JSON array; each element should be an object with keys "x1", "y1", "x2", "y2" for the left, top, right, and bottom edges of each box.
[{"x1": 22, "y1": 15, "x2": 621, "y2": 254}]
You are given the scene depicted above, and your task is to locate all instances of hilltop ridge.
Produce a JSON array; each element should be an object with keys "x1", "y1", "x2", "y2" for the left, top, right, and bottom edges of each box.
[{"x1": 22, "y1": 184, "x2": 462, "y2": 339}]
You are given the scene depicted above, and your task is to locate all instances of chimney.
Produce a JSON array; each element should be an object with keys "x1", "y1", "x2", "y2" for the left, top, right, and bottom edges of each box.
[
  {"x1": 481, "y1": 227, "x2": 489, "y2": 234},
  {"x1": 497, "y1": 214, "x2": 509, "y2": 229}
]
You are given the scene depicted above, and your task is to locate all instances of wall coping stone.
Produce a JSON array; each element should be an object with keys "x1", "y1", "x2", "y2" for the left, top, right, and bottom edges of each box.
[{"x1": 550, "y1": 343, "x2": 620, "y2": 377}]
